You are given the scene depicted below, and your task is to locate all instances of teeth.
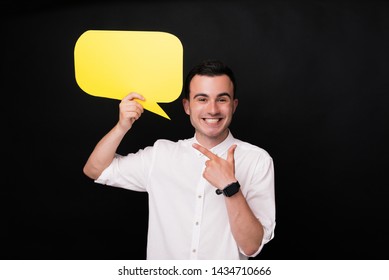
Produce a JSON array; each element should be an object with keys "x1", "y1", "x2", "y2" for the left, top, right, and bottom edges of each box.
[{"x1": 204, "y1": 118, "x2": 219, "y2": 123}]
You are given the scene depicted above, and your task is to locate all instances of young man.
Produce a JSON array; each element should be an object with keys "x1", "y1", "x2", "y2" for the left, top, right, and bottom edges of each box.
[{"x1": 83, "y1": 59, "x2": 275, "y2": 259}]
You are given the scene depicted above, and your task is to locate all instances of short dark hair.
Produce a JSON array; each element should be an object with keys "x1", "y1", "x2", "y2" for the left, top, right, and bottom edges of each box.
[{"x1": 183, "y1": 59, "x2": 236, "y2": 99}]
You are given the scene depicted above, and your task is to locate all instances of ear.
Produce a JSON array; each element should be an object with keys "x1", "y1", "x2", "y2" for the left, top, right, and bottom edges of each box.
[
  {"x1": 233, "y1": 99, "x2": 239, "y2": 114},
  {"x1": 182, "y1": 98, "x2": 190, "y2": 115}
]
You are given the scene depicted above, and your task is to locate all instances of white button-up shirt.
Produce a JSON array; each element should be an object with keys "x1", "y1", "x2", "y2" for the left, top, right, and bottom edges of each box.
[{"x1": 95, "y1": 131, "x2": 275, "y2": 260}]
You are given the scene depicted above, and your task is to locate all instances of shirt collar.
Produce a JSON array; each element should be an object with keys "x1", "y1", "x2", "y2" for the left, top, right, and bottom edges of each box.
[{"x1": 192, "y1": 131, "x2": 236, "y2": 158}]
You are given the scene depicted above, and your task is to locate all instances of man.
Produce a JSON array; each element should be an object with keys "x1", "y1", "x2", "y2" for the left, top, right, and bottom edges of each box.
[{"x1": 83, "y1": 59, "x2": 275, "y2": 259}]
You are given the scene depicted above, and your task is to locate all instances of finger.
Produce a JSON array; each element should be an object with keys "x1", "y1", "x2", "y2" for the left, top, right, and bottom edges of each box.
[
  {"x1": 119, "y1": 100, "x2": 144, "y2": 123},
  {"x1": 227, "y1": 144, "x2": 237, "y2": 164},
  {"x1": 192, "y1": 143, "x2": 217, "y2": 159},
  {"x1": 122, "y1": 92, "x2": 146, "y2": 102},
  {"x1": 120, "y1": 101, "x2": 144, "y2": 117},
  {"x1": 121, "y1": 102, "x2": 144, "y2": 113},
  {"x1": 125, "y1": 106, "x2": 144, "y2": 117}
]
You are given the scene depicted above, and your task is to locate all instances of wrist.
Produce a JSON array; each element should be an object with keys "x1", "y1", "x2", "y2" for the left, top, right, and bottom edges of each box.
[
  {"x1": 216, "y1": 181, "x2": 240, "y2": 197},
  {"x1": 115, "y1": 122, "x2": 131, "y2": 135}
]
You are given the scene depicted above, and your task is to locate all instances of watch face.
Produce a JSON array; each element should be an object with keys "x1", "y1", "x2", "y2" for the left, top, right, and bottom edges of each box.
[
  {"x1": 224, "y1": 188, "x2": 234, "y2": 197},
  {"x1": 224, "y1": 182, "x2": 240, "y2": 197}
]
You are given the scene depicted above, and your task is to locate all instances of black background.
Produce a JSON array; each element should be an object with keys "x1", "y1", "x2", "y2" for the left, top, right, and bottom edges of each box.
[{"x1": 3, "y1": 0, "x2": 389, "y2": 260}]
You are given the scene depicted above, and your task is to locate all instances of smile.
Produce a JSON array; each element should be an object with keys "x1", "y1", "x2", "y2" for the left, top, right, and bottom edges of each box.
[{"x1": 203, "y1": 118, "x2": 222, "y2": 124}]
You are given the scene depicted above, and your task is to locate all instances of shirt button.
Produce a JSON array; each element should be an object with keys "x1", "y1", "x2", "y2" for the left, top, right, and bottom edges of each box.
[
  {"x1": 192, "y1": 249, "x2": 196, "y2": 253},
  {"x1": 198, "y1": 195, "x2": 202, "y2": 199},
  {"x1": 195, "y1": 221, "x2": 199, "y2": 225}
]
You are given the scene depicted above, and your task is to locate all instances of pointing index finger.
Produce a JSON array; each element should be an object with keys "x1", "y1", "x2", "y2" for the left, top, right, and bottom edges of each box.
[{"x1": 192, "y1": 143, "x2": 217, "y2": 159}]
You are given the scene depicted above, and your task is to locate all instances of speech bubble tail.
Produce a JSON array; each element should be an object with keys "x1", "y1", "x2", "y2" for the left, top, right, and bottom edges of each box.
[{"x1": 139, "y1": 100, "x2": 171, "y2": 120}]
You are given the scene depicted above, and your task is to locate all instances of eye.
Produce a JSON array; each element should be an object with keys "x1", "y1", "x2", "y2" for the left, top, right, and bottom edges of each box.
[
  {"x1": 217, "y1": 97, "x2": 227, "y2": 103},
  {"x1": 196, "y1": 97, "x2": 207, "y2": 102}
]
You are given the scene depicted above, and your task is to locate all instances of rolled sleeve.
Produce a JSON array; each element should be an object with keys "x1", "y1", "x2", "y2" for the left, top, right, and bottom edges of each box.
[{"x1": 94, "y1": 152, "x2": 149, "y2": 192}]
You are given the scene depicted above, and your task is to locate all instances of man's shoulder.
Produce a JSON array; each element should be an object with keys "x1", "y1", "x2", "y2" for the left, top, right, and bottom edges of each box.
[
  {"x1": 234, "y1": 138, "x2": 272, "y2": 159},
  {"x1": 153, "y1": 137, "x2": 193, "y2": 149}
]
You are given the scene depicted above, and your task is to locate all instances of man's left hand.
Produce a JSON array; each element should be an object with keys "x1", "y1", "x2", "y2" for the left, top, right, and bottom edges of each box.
[{"x1": 192, "y1": 143, "x2": 237, "y2": 189}]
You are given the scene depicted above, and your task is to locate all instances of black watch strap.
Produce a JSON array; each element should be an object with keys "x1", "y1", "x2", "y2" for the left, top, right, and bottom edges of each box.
[{"x1": 215, "y1": 181, "x2": 240, "y2": 197}]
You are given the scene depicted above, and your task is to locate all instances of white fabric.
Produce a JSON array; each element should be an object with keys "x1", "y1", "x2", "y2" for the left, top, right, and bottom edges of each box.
[{"x1": 95, "y1": 131, "x2": 276, "y2": 260}]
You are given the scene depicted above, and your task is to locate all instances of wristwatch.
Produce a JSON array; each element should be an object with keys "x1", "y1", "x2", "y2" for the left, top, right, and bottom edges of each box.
[{"x1": 215, "y1": 181, "x2": 240, "y2": 197}]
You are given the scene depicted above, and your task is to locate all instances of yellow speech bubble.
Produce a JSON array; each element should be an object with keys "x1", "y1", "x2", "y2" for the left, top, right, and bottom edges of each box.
[{"x1": 74, "y1": 30, "x2": 183, "y2": 120}]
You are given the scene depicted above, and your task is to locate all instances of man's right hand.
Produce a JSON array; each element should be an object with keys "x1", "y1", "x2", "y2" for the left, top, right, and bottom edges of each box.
[
  {"x1": 83, "y1": 92, "x2": 145, "y2": 180},
  {"x1": 118, "y1": 92, "x2": 145, "y2": 132}
]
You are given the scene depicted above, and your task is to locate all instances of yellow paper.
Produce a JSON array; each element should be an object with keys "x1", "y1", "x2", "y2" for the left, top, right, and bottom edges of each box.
[{"x1": 74, "y1": 30, "x2": 183, "y2": 120}]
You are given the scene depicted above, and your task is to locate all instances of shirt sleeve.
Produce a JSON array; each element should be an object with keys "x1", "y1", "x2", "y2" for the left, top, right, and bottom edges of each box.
[
  {"x1": 95, "y1": 145, "x2": 155, "y2": 192},
  {"x1": 240, "y1": 154, "x2": 276, "y2": 258}
]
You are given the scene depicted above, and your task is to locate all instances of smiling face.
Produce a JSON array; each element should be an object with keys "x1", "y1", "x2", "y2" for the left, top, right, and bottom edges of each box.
[{"x1": 183, "y1": 74, "x2": 238, "y2": 149}]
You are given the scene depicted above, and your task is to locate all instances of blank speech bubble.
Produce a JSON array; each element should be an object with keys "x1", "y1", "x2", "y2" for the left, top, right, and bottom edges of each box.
[{"x1": 74, "y1": 30, "x2": 183, "y2": 120}]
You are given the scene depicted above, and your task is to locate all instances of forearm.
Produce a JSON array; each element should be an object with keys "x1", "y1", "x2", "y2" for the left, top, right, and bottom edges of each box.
[
  {"x1": 225, "y1": 190, "x2": 264, "y2": 256},
  {"x1": 83, "y1": 123, "x2": 128, "y2": 179}
]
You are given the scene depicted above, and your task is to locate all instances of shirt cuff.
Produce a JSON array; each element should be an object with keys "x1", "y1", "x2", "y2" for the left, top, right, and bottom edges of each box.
[
  {"x1": 240, "y1": 226, "x2": 275, "y2": 258},
  {"x1": 94, "y1": 163, "x2": 112, "y2": 185}
]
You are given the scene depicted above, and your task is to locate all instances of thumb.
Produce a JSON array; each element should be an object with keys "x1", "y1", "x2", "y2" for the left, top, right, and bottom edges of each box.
[{"x1": 227, "y1": 144, "x2": 237, "y2": 164}]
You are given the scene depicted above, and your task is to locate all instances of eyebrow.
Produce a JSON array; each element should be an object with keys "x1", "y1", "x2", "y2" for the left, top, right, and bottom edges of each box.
[{"x1": 193, "y1": 92, "x2": 232, "y2": 99}]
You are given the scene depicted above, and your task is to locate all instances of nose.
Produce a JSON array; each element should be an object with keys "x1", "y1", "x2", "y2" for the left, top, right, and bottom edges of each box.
[{"x1": 207, "y1": 101, "x2": 219, "y2": 115}]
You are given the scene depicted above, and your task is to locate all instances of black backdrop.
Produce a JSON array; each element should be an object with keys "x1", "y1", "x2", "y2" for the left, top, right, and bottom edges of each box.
[{"x1": 3, "y1": 0, "x2": 389, "y2": 260}]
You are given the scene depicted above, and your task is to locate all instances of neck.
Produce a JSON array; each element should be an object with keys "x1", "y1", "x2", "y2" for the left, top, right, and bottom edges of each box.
[{"x1": 195, "y1": 130, "x2": 229, "y2": 149}]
